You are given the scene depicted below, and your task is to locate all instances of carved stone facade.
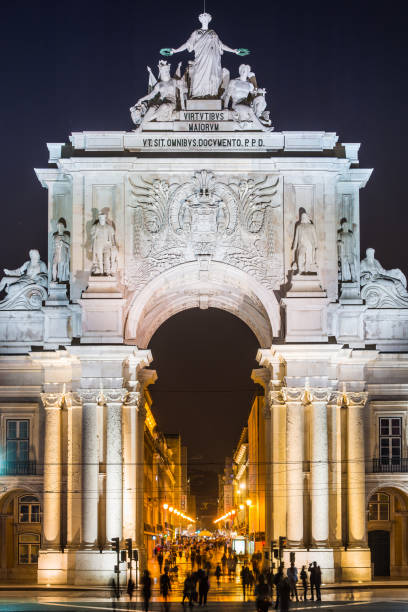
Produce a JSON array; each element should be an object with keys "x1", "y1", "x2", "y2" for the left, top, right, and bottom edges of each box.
[{"x1": 1, "y1": 10, "x2": 408, "y2": 587}]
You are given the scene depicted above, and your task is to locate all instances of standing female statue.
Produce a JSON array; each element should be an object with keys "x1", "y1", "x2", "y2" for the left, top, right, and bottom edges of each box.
[{"x1": 166, "y1": 13, "x2": 241, "y2": 97}]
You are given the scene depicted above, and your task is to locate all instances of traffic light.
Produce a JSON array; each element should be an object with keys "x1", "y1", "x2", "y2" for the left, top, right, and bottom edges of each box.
[
  {"x1": 273, "y1": 548, "x2": 279, "y2": 559},
  {"x1": 133, "y1": 549, "x2": 139, "y2": 562},
  {"x1": 111, "y1": 537, "x2": 120, "y2": 553},
  {"x1": 125, "y1": 538, "x2": 132, "y2": 558},
  {"x1": 279, "y1": 536, "x2": 287, "y2": 549},
  {"x1": 120, "y1": 550, "x2": 127, "y2": 562}
]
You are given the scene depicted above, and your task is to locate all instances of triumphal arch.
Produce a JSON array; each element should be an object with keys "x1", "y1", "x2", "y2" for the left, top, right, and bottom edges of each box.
[{"x1": 1, "y1": 12, "x2": 408, "y2": 585}]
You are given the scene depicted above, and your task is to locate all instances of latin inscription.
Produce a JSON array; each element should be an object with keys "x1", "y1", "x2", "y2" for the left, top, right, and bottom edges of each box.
[{"x1": 142, "y1": 137, "x2": 265, "y2": 149}]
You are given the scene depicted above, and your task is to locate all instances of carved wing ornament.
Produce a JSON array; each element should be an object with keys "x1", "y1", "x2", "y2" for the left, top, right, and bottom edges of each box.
[
  {"x1": 229, "y1": 176, "x2": 280, "y2": 234},
  {"x1": 129, "y1": 177, "x2": 178, "y2": 234}
]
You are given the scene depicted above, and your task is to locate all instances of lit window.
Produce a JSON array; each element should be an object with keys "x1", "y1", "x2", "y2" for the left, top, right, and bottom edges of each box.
[
  {"x1": 379, "y1": 417, "x2": 401, "y2": 465},
  {"x1": 18, "y1": 533, "x2": 40, "y2": 564},
  {"x1": 6, "y1": 420, "x2": 29, "y2": 463},
  {"x1": 368, "y1": 492, "x2": 390, "y2": 521},
  {"x1": 18, "y1": 495, "x2": 41, "y2": 523}
]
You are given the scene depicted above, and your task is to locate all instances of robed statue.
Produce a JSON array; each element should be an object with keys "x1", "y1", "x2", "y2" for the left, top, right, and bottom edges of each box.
[{"x1": 167, "y1": 13, "x2": 241, "y2": 97}]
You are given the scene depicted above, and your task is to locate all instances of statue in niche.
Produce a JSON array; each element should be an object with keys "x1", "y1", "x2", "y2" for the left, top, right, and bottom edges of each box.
[
  {"x1": 180, "y1": 201, "x2": 193, "y2": 233},
  {"x1": 291, "y1": 211, "x2": 318, "y2": 274},
  {"x1": 51, "y1": 218, "x2": 70, "y2": 282},
  {"x1": 360, "y1": 248, "x2": 407, "y2": 288},
  {"x1": 223, "y1": 64, "x2": 272, "y2": 131},
  {"x1": 130, "y1": 60, "x2": 184, "y2": 130},
  {"x1": 166, "y1": 12, "x2": 242, "y2": 98},
  {"x1": 91, "y1": 212, "x2": 117, "y2": 276},
  {"x1": 337, "y1": 218, "x2": 357, "y2": 282},
  {"x1": 0, "y1": 249, "x2": 48, "y2": 295}
]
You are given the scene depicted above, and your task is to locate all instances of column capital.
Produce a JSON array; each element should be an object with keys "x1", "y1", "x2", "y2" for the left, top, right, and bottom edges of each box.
[
  {"x1": 100, "y1": 389, "x2": 128, "y2": 404},
  {"x1": 41, "y1": 392, "x2": 63, "y2": 409},
  {"x1": 77, "y1": 388, "x2": 104, "y2": 404},
  {"x1": 343, "y1": 391, "x2": 369, "y2": 407},
  {"x1": 281, "y1": 386, "x2": 336, "y2": 405},
  {"x1": 124, "y1": 391, "x2": 142, "y2": 406}
]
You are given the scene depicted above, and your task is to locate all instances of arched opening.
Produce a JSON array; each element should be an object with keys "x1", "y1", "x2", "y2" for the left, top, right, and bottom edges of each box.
[
  {"x1": 125, "y1": 261, "x2": 280, "y2": 348},
  {"x1": 144, "y1": 307, "x2": 261, "y2": 556},
  {"x1": 367, "y1": 487, "x2": 408, "y2": 577},
  {"x1": 0, "y1": 489, "x2": 41, "y2": 582}
]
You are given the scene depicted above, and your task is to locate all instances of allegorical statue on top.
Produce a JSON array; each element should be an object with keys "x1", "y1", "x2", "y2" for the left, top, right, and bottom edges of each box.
[
  {"x1": 360, "y1": 247, "x2": 408, "y2": 308},
  {"x1": 129, "y1": 12, "x2": 273, "y2": 132},
  {"x1": 166, "y1": 12, "x2": 241, "y2": 98}
]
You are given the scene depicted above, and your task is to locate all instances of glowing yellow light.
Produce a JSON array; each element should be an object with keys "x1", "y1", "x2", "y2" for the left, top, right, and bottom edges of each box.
[
  {"x1": 246, "y1": 499, "x2": 252, "y2": 506},
  {"x1": 239, "y1": 504, "x2": 244, "y2": 509},
  {"x1": 163, "y1": 503, "x2": 168, "y2": 510},
  {"x1": 169, "y1": 507, "x2": 174, "y2": 512},
  {"x1": 239, "y1": 483, "x2": 246, "y2": 490}
]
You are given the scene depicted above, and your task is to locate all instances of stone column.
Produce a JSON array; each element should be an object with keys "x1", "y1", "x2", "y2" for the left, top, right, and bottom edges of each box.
[
  {"x1": 66, "y1": 392, "x2": 82, "y2": 548},
  {"x1": 104, "y1": 389, "x2": 127, "y2": 543},
  {"x1": 347, "y1": 392, "x2": 368, "y2": 547},
  {"x1": 136, "y1": 397, "x2": 147, "y2": 565},
  {"x1": 283, "y1": 389, "x2": 304, "y2": 547},
  {"x1": 78, "y1": 389, "x2": 101, "y2": 548},
  {"x1": 40, "y1": 393, "x2": 63, "y2": 549},
  {"x1": 122, "y1": 393, "x2": 139, "y2": 542},
  {"x1": 310, "y1": 391, "x2": 330, "y2": 546}
]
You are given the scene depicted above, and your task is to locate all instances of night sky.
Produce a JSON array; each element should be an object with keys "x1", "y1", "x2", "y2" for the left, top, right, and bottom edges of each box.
[{"x1": 1, "y1": 0, "x2": 407, "y2": 516}]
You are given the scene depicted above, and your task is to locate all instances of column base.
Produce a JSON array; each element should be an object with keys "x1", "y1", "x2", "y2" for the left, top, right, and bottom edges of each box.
[
  {"x1": 338, "y1": 547, "x2": 372, "y2": 582},
  {"x1": 38, "y1": 549, "x2": 128, "y2": 585},
  {"x1": 282, "y1": 548, "x2": 336, "y2": 583}
]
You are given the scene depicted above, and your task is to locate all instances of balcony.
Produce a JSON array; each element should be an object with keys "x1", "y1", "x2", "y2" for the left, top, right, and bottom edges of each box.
[
  {"x1": 372, "y1": 458, "x2": 408, "y2": 473},
  {"x1": 0, "y1": 461, "x2": 37, "y2": 476}
]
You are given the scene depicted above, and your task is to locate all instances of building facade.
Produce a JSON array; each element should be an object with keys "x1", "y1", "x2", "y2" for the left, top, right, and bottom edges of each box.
[{"x1": 1, "y1": 11, "x2": 408, "y2": 584}]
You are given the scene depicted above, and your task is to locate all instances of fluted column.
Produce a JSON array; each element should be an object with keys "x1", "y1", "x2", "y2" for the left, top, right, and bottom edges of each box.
[
  {"x1": 310, "y1": 391, "x2": 330, "y2": 546},
  {"x1": 40, "y1": 393, "x2": 63, "y2": 549},
  {"x1": 66, "y1": 392, "x2": 82, "y2": 548},
  {"x1": 283, "y1": 389, "x2": 304, "y2": 547},
  {"x1": 104, "y1": 389, "x2": 127, "y2": 544},
  {"x1": 78, "y1": 389, "x2": 101, "y2": 548},
  {"x1": 123, "y1": 392, "x2": 139, "y2": 542},
  {"x1": 136, "y1": 397, "x2": 147, "y2": 563},
  {"x1": 346, "y1": 392, "x2": 368, "y2": 547}
]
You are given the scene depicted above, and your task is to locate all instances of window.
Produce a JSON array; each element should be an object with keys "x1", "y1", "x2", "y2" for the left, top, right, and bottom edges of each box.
[
  {"x1": 379, "y1": 417, "x2": 401, "y2": 465},
  {"x1": 18, "y1": 533, "x2": 40, "y2": 564},
  {"x1": 368, "y1": 492, "x2": 390, "y2": 521},
  {"x1": 18, "y1": 495, "x2": 41, "y2": 523},
  {"x1": 6, "y1": 420, "x2": 29, "y2": 463}
]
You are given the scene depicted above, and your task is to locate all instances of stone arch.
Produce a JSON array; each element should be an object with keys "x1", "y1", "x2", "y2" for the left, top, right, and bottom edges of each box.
[
  {"x1": 124, "y1": 261, "x2": 280, "y2": 348},
  {"x1": 366, "y1": 482, "x2": 408, "y2": 504}
]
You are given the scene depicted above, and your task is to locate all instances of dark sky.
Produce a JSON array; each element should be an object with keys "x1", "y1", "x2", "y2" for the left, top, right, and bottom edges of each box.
[{"x1": 1, "y1": 0, "x2": 407, "y2": 514}]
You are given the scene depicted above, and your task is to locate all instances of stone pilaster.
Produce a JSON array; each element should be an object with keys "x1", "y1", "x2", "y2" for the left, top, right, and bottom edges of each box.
[
  {"x1": 103, "y1": 389, "x2": 128, "y2": 544},
  {"x1": 65, "y1": 392, "x2": 82, "y2": 548},
  {"x1": 346, "y1": 391, "x2": 368, "y2": 547},
  {"x1": 77, "y1": 389, "x2": 103, "y2": 548},
  {"x1": 122, "y1": 392, "x2": 140, "y2": 542},
  {"x1": 40, "y1": 392, "x2": 63, "y2": 549},
  {"x1": 282, "y1": 388, "x2": 304, "y2": 547},
  {"x1": 310, "y1": 390, "x2": 331, "y2": 547}
]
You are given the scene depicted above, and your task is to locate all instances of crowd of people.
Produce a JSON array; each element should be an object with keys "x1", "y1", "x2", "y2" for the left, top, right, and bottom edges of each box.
[{"x1": 110, "y1": 537, "x2": 323, "y2": 611}]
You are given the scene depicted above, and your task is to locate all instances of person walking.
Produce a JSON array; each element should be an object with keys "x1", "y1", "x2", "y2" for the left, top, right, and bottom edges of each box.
[
  {"x1": 286, "y1": 561, "x2": 298, "y2": 602},
  {"x1": 182, "y1": 573, "x2": 195, "y2": 607},
  {"x1": 141, "y1": 570, "x2": 152, "y2": 612},
  {"x1": 309, "y1": 561, "x2": 322, "y2": 601},
  {"x1": 240, "y1": 564, "x2": 249, "y2": 601},
  {"x1": 279, "y1": 577, "x2": 291, "y2": 612},
  {"x1": 273, "y1": 565, "x2": 284, "y2": 610},
  {"x1": 254, "y1": 574, "x2": 270, "y2": 612},
  {"x1": 158, "y1": 551, "x2": 164, "y2": 573},
  {"x1": 160, "y1": 567, "x2": 172, "y2": 611},
  {"x1": 215, "y1": 564, "x2": 221, "y2": 585},
  {"x1": 221, "y1": 552, "x2": 227, "y2": 574},
  {"x1": 299, "y1": 565, "x2": 308, "y2": 602},
  {"x1": 198, "y1": 571, "x2": 210, "y2": 607},
  {"x1": 109, "y1": 577, "x2": 119, "y2": 611},
  {"x1": 126, "y1": 577, "x2": 135, "y2": 610}
]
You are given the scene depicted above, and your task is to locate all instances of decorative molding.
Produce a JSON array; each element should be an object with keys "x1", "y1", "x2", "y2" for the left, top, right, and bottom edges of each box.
[
  {"x1": 40, "y1": 392, "x2": 63, "y2": 409},
  {"x1": 76, "y1": 388, "x2": 105, "y2": 404},
  {"x1": 101, "y1": 389, "x2": 128, "y2": 404}
]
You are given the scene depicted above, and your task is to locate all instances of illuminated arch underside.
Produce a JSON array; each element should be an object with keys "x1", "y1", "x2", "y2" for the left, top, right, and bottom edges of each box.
[{"x1": 125, "y1": 261, "x2": 279, "y2": 348}]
